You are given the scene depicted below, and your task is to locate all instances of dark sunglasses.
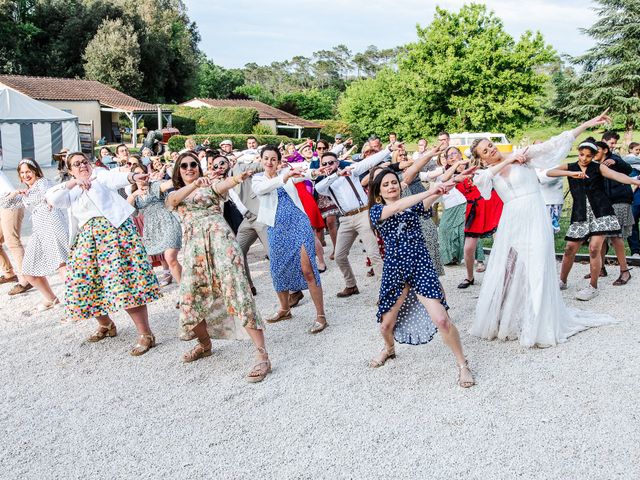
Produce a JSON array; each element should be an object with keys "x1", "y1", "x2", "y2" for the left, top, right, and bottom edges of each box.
[
  {"x1": 316, "y1": 146, "x2": 327, "y2": 151},
  {"x1": 211, "y1": 160, "x2": 228, "y2": 169},
  {"x1": 127, "y1": 161, "x2": 139, "y2": 167},
  {"x1": 321, "y1": 160, "x2": 336, "y2": 166},
  {"x1": 180, "y1": 161, "x2": 199, "y2": 170},
  {"x1": 71, "y1": 159, "x2": 89, "y2": 168}
]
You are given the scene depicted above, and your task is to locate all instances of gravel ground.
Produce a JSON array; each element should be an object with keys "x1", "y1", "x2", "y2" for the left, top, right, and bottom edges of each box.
[{"x1": 0, "y1": 241, "x2": 638, "y2": 480}]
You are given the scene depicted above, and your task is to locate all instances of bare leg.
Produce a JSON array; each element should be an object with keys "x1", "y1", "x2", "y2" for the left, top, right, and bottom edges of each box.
[
  {"x1": 463, "y1": 237, "x2": 478, "y2": 281},
  {"x1": 300, "y1": 245, "x2": 325, "y2": 320},
  {"x1": 57, "y1": 264, "x2": 67, "y2": 284},
  {"x1": 416, "y1": 295, "x2": 474, "y2": 386},
  {"x1": 23, "y1": 275, "x2": 56, "y2": 302},
  {"x1": 276, "y1": 291, "x2": 290, "y2": 312},
  {"x1": 191, "y1": 320, "x2": 211, "y2": 347},
  {"x1": 587, "y1": 235, "x2": 605, "y2": 289},
  {"x1": 610, "y1": 237, "x2": 630, "y2": 280},
  {"x1": 370, "y1": 285, "x2": 409, "y2": 365},
  {"x1": 125, "y1": 305, "x2": 152, "y2": 335},
  {"x1": 164, "y1": 248, "x2": 182, "y2": 283},
  {"x1": 560, "y1": 241, "x2": 581, "y2": 284},
  {"x1": 315, "y1": 237, "x2": 326, "y2": 270}
]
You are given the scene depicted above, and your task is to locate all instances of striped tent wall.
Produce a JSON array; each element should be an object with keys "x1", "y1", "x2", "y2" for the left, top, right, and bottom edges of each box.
[{"x1": 0, "y1": 119, "x2": 80, "y2": 168}]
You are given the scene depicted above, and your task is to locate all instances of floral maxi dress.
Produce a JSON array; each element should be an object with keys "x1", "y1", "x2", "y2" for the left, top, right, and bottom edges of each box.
[{"x1": 173, "y1": 186, "x2": 262, "y2": 339}]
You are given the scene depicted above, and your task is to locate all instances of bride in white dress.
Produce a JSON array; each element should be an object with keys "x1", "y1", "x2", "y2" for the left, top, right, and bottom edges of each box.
[{"x1": 468, "y1": 112, "x2": 617, "y2": 347}]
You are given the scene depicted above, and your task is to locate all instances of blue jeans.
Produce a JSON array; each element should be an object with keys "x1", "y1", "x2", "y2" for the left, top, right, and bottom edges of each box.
[{"x1": 627, "y1": 204, "x2": 640, "y2": 254}]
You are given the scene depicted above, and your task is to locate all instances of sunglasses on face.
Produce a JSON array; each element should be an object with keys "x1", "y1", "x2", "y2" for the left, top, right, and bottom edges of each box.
[
  {"x1": 398, "y1": 153, "x2": 407, "y2": 157},
  {"x1": 71, "y1": 159, "x2": 89, "y2": 168},
  {"x1": 127, "y1": 162, "x2": 139, "y2": 167},
  {"x1": 321, "y1": 160, "x2": 336, "y2": 166},
  {"x1": 180, "y1": 161, "x2": 199, "y2": 170},
  {"x1": 447, "y1": 152, "x2": 460, "y2": 158},
  {"x1": 316, "y1": 147, "x2": 327, "y2": 151},
  {"x1": 211, "y1": 161, "x2": 227, "y2": 169}
]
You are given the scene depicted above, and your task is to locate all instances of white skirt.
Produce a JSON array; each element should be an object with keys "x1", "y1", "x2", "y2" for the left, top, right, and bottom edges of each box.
[{"x1": 470, "y1": 191, "x2": 616, "y2": 347}]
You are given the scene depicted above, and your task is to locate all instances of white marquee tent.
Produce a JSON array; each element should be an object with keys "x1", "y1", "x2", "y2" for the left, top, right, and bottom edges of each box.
[{"x1": 0, "y1": 88, "x2": 80, "y2": 169}]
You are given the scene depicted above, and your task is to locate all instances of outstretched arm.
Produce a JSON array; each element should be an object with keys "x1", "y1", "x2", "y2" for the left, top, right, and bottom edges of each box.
[
  {"x1": 600, "y1": 164, "x2": 640, "y2": 186},
  {"x1": 570, "y1": 109, "x2": 612, "y2": 139},
  {"x1": 378, "y1": 182, "x2": 454, "y2": 221},
  {"x1": 402, "y1": 141, "x2": 447, "y2": 184}
]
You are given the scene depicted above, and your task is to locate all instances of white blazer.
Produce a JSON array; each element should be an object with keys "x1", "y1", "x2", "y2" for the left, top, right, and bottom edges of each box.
[
  {"x1": 251, "y1": 169, "x2": 308, "y2": 227},
  {"x1": 46, "y1": 169, "x2": 135, "y2": 243}
]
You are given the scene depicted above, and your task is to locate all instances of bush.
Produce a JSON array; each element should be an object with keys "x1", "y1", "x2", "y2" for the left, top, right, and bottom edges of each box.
[
  {"x1": 313, "y1": 119, "x2": 363, "y2": 143},
  {"x1": 167, "y1": 134, "x2": 297, "y2": 152},
  {"x1": 144, "y1": 105, "x2": 259, "y2": 135},
  {"x1": 252, "y1": 123, "x2": 275, "y2": 135}
]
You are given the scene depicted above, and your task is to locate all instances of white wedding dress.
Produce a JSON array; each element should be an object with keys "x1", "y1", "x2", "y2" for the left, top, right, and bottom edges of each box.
[{"x1": 469, "y1": 131, "x2": 616, "y2": 347}]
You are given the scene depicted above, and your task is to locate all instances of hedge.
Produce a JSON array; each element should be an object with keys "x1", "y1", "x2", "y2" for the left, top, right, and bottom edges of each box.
[
  {"x1": 168, "y1": 134, "x2": 297, "y2": 152},
  {"x1": 145, "y1": 106, "x2": 259, "y2": 135}
]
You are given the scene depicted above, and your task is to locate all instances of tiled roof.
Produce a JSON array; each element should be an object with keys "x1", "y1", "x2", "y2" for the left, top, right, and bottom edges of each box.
[
  {"x1": 0, "y1": 75, "x2": 161, "y2": 112},
  {"x1": 184, "y1": 98, "x2": 323, "y2": 129}
]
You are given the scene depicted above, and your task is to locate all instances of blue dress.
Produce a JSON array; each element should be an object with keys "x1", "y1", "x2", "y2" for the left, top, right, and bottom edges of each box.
[
  {"x1": 267, "y1": 187, "x2": 321, "y2": 292},
  {"x1": 370, "y1": 201, "x2": 447, "y2": 345}
]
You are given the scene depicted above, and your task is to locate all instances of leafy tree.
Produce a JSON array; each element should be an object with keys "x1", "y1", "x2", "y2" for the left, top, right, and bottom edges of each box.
[
  {"x1": 83, "y1": 18, "x2": 143, "y2": 97},
  {"x1": 196, "y1": 59, "x2": 244, "y2": 98},
  {"x1": 568, "y1": 0, "x2": 640, "y2": 142},
  {"x1": 277, "y1": 88, "x2": 338, "y2": 119},
  {"x1": 339, "y1": 4, "x2": 555, "y2": 138}
]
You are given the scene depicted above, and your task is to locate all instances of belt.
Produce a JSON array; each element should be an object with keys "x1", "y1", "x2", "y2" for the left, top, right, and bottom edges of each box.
[{"x1": 343, "y1": 205, "x2": 369, "y2": 217}]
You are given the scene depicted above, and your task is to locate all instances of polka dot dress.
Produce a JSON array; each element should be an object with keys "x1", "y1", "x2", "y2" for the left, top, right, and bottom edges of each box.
[{"x1": 370, "y1": 202, "x2": 447, "y2": 345}]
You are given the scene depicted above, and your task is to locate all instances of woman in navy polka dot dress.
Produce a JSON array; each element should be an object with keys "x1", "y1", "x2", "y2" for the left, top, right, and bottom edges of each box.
[{"x1": 368, "y1": 167, "x2": 475, "y2": 388}]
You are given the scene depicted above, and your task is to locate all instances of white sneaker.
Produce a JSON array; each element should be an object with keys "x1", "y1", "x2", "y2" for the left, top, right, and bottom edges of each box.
[
  {"x1": 632, "y1": 253, "x2": 640, "y2": 258},
  {"x1": 575, "y1": 285, "x2": 599, "y2": 301},
  {"x1": 559, "y1": 280, "x2": 568, "y2": 290}
]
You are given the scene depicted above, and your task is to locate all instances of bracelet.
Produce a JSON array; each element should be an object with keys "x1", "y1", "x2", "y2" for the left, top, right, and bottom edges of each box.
[
  {"x1": 128, "y1": 173, "x2": 135, "y2": 184},
  {"x1": 232, "y1": 175, "x2": 242, "y2": 185}
]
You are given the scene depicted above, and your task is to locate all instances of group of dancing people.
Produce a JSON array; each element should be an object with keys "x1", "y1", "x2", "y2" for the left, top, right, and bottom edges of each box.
[{"x1": 1, "y1": 111, "x2": 634, "y2": 387}]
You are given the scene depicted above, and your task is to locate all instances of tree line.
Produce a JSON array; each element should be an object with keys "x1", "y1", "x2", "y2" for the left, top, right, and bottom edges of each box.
[{"x1": 0, "y1": 0, "x2": 637, "y2": 140}]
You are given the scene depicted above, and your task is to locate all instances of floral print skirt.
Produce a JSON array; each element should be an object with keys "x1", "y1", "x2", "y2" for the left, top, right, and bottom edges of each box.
[{"x1": 65, "y1": 217, "x2": 160, "y2": 320}]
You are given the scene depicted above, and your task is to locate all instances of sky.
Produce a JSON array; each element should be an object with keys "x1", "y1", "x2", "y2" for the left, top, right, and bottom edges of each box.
[{"x1": 184, "y1": 0, "x2": 599, "y2": 68}]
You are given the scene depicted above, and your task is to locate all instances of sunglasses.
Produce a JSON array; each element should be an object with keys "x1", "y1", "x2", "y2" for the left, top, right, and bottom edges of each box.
[
  {"x1": 180, "y1": 161, "x2": 199, "y2": 170},
  {"x1": 211, "y1": 161, "x2": 227, "y2": 169},
  {"x1": 127, "y1": 162, "x2": 139, "y2": 167},
  {"x1": 316, "y1": 147, "x2": 327, "y2": 151},
  {"x1": 398, "y1": 153, "x2": 407, "y2": 157},
  {"x1": 447, "y1": 152, "x2": 461, "y2": 158},
  {"x1": 321, "y1": 160, "x2": 336, "y2": 166},
  {"x1": 71, "y1": 159, "x2": 89, "y2": 168}
]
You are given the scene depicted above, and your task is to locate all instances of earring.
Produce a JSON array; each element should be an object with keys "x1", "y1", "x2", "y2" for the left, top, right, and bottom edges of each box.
[{"x1": 375, "y1": 196, "x2": 382, "y2": 203}]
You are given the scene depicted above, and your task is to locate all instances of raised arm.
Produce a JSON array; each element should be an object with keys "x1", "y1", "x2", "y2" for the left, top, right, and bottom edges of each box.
[
  {"x1": 378, "y1": 182, "x2": 453, "y2": 221},
  {"x1": 600, "y1": 164, "x2": 640, "y2": 186},
  {"x1": 402, "y1": 142, "x2": 446, "y2": 184},
  {"x1": 166, "y1": 177, "x2": 210, "y2": 209},
  {"x1": 570, "y1": 109, "x2": 612, "y2": 139},
  {"x1": 213, "y1": 171, "x2": 253, "y2": 197}
]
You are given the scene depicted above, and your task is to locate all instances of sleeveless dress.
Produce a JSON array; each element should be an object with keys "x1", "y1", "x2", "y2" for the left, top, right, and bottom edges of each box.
[
  {"x1": 267, "y1": 187, "x2": 321, "y2": 292},
  {"x1": 173, "y1": 186, "x2": 262, "y2": 339},
  {"x1": 470, "y1": 131, "x2": 617, "y2": 346},
  {"x1": 370, "y1": 202, "x2": 445, "y2": 345}
]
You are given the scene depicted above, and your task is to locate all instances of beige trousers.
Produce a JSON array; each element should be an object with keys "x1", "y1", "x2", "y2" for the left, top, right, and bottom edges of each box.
[
  {"x1": 334, "y1": 209, "x2": 382, "y2": 288},
  {"x1": 0, "y1": 208, "x2": 25, "y2": 279}
]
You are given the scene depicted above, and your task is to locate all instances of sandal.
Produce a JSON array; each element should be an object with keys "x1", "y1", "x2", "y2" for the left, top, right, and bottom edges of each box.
[
  {"x1": 266, "y1": 308, "x2": 292, "y2": 323},
  {"x1": 457, "y1": 360, "x2": 475, "y2": 388},
  {"x1": 368, "y1": 345, "x2": 396, "y2": 368},
  {"x1": 612, "y1": 268, "x2": 632, "y2": 286},
  {"x1": 130, "y1": 334, "x2": 156, "y2": 357},
  {"x1": 457, "y1": 278, "x2": 474, "y2": 289},
  {"x1": 87, "y1": 321, "x2": 117, "y2": 343},
  {"x1": 182, "y1": 341, "x2": 212, "y2": 363},
  {"x1": 246, "y1": 346, "x2": 271, "y2": 383},
  {"x1": 309, "y1": 314, "x2": 328, "y2": 334},
  {"x1": 37, "y1": 297, "x2": 60, "y2": 312},
  {"x1": 584, "y1": 267, "x2": 607, "y2": 279}
]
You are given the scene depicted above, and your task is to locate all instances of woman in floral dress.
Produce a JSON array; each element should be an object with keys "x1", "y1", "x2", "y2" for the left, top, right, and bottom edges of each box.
[{"x1": 166, "y1": 151, "x2": 270, "y2": 383}]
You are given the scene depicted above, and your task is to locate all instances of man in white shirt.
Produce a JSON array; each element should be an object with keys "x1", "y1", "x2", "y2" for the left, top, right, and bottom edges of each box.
[
  {"x1": 316, "y1": 146, "x2": 397, "y2": 297},
  {"x1": 412, "y1": 139, "x2": 428, "y2": 161}
]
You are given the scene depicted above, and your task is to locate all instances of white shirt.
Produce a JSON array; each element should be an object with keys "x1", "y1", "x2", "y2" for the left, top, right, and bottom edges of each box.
[
  {"x1": 0, "y1": 171, "x2": 15, "y2": 197},
  {"x1": 430, "y1": 173, "x2": 466, "y2": 209},
  {"x1": 315, "y1": 148, "x2": 390, "y2": 213},
  {"x1": 251, "y1": 168, "x2": 309, "y2": 227},
  {"x1": 46, "y1": 170, "x2": 135, "y2": 243},
  {"x1": 535, "y1": 168, "x2": 564, "y2": 205}
]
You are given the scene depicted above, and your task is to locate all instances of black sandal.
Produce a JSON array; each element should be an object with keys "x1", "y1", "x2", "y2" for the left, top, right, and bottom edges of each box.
[
  {"x1": 457, "y1": 278, "x2": 474, "y2": 289},
  {"x1": 612, "y1": 268, "x2": 632, "y2": 286}
]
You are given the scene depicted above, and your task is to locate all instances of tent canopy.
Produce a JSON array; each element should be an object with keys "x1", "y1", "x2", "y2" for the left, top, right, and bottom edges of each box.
[{"x1": 0, "y1": 88, "x2": 80, "y2": 168}]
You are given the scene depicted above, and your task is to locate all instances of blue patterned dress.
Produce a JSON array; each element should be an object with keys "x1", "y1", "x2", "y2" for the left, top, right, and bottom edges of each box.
[
  {"x1": 370, "y1": 201, "x2": 447, "y2": 345},
  {"x1": 267, "y1": 187, "x2": 320, "y2": 292}
]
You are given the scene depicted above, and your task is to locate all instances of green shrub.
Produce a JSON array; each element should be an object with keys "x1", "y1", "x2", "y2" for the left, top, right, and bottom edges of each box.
[
  {"x1": 145, "y1": 105, "x2": 259, "y2": 135},
  {"x1": 313, "y1": 119, "x2": 363, "y2": 143},
  {"x1": 167, "y1": 134, "x2": 297, "y2": 152},
  {"x1": 252, "y1": 123, "x2": 275, "y2": 135}
]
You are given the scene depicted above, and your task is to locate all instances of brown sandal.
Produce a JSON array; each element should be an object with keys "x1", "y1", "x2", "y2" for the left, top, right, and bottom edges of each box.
[
  {"x1": 457, "y1": 360, "x2": 475, "y2": 388},
  {"x1": 309, "y1": 314, "x2": 328, "y2": 334},
  {"x1": 368, "y1": 345, "x2": 396, "y2": 368},
  {"x1": 266, "y1": 308, "x2": 292, "y2": 323},
  {"x1": 612, "y1": 268, "x2": 631, "y2": 286},
  {"x1": 182, "y1": 342, "x2": 212, "y2": 363},
  {"x1": 246, "y1": 347, "x2": 271, "y2": 383},
  {"x1": 87, "y1": 322, "x2": 117, "y2": 343},
  {"x1": 130, "y1": 334, "x2": 156, "y2": 357}
]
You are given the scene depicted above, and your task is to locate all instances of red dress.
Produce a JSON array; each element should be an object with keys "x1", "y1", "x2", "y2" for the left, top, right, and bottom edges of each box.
[
  {"x1": 295, "y1": 182, "x2": 325, "y2": 229},
  {"x1": 456, "y1": 178, "x2": 503, "y2": 237}
]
